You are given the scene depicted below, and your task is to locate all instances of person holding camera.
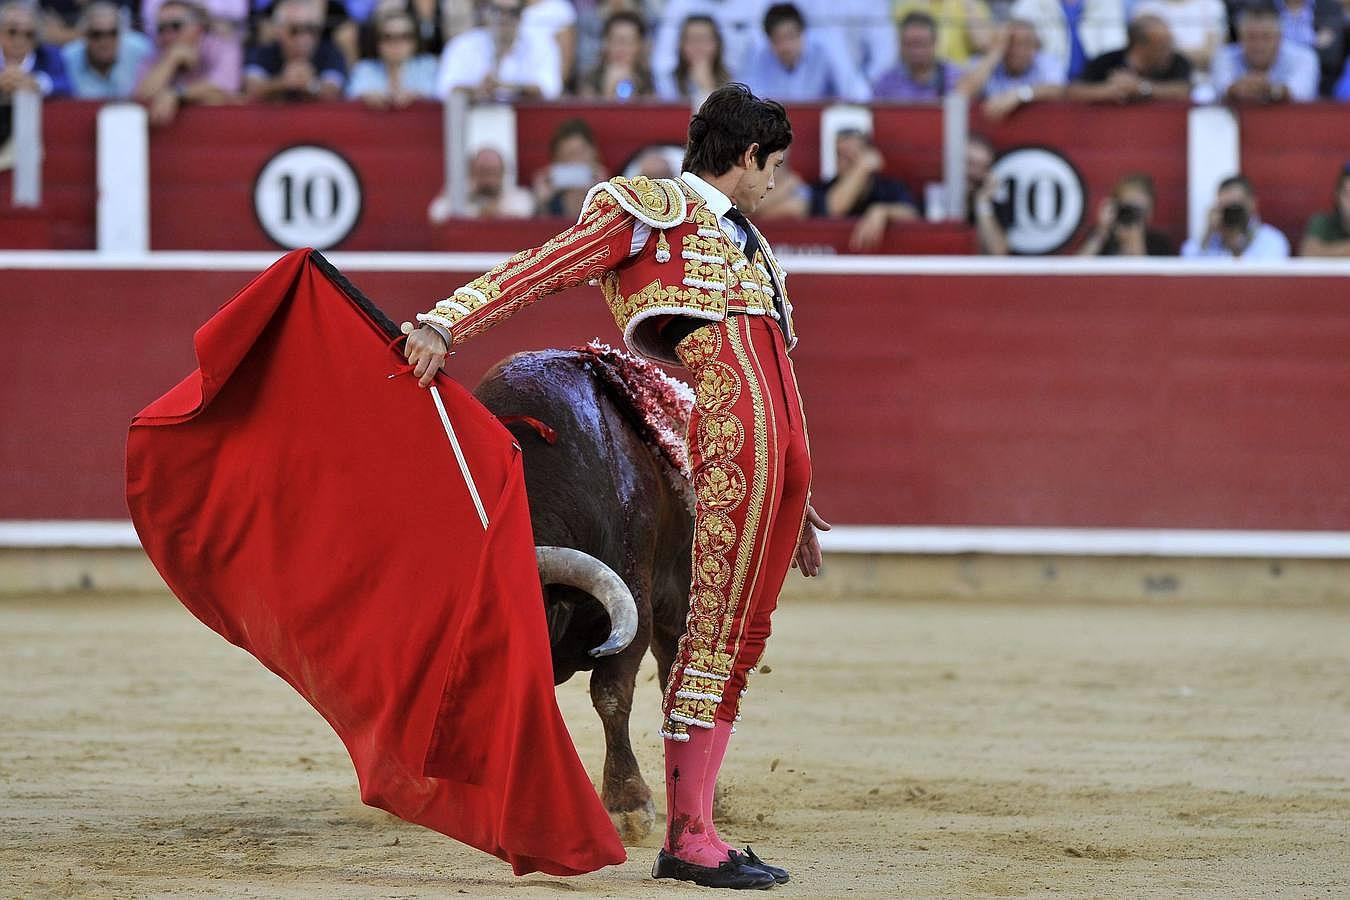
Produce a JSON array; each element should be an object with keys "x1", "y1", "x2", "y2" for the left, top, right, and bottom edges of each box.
[
  {"x1": 1078, "y1": 173, "x2": 1173, "y2": 256},
  {"x1": 1181, "y1": 174, "x2": 1290, "y2": 260}
]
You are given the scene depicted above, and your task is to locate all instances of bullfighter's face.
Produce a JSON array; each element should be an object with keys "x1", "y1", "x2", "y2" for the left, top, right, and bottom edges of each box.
[{"x1": 731, "y1": 148, "x2": 786, "y2": 216}]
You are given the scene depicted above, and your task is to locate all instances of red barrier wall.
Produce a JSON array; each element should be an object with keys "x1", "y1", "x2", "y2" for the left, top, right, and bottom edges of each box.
[
  {"x1": 1238, "y1": 106, "x2": 1350, "y2": 250},
  {"x1": 12, "y1": 100, "x2": 1334, "y2": 254},
  {"x1": 5, "y1": 262, "x2": 1349, "y2": 528}
]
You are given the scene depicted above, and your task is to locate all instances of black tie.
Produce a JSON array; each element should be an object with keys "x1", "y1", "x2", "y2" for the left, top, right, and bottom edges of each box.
[{"x1": 723, "y1": 207, "x2": 788, "y2": 330}]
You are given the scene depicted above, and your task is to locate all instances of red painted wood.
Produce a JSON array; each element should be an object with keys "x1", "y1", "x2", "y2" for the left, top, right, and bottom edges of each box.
[
  {"x1": 4, "y1": 265, "x2": 1349, "y2": 528},
  {"x1": 1237, "y1": 104, "x2": 1350, "y2": 251}
]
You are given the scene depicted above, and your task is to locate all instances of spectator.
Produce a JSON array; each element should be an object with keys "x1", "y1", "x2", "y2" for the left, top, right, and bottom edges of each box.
[
  {"x1": 426, "y1": 145, "x2": 536, "y2": 222},
  {"x1": 435, "y1": 0, "x2": 561, "y2": 100},
  {"x1": 1008, "y1": 0, "x2": 1126, "y2": 80},
  {"x1": 133, "y1": 0, "x2": 239, "y2": 125},
  {"x1": 574, "y1": 0, "x2": 641, "y2": 80},
  {"x1": 1212, "y1": 1, "x2": 1320, "y2": 102},
  {"x1": 1077, "y1": 172, "x2": 1174, "y2": 255},
  {"x1": 893, "y1": 0, "x2": 995, "y2": 65},
  {"x1": 740, "y1": 2, "x2": 871, "y2": 102},
  {"x1": 467, "y1": 146, "x2": 536, "y2": 218},
  {"x1": 345, "y1": 7, "x2": 435, "y2": 105},
  {"x1": 816, "y1": 0, "x2": 897, "y2": 83},
  {"x1": 631, "y1": 146, "x2": 676, "y2": 178},
  {"x1": 1131, "y1": 0, "x2": 1226, "y2": 70},
  {"x1": 40, "y1": 0, "x2": 136, "y2": 46},
  {"x1": 143, "y1": 0, "x2": 249, "y2": 43},
  {"x1": 578, "y1": 10, "x2": 653, "y2": 100},
  {"x1": 1182, "y1": 174, "x2": 1290, "y2": 259},
  {"x1": 1298, "y1": 163, "x2": 1350, "y2": 256},
  {"x1": 244, "y1": 0, "x2": 347, "y2": 101},
  {"x1": 1066, "y1": 14, "x2": 1192, "y2": 102},
  {"x1": 872, "y1": 10, "x2": 961, "y2": 101},
  {"x1": 654, "y1": 14, "x2": 730, "y2": 104},
  {"x1": 1270, "y1": 0, "x2": 1342, "y2": 92},
  {"x1": 533, "y1": 117, "x2": 606, "y2": 219},
  {"x1": 966, "y1": 133, "x2": 1011, "y2": 255},
  {"x1": 521, "y1": 0, "x2": 576, "y2": 89},
  {"x1": 812, "y1": 129, "x2": 919, "y2": 251},
  {"x1": 60, "y1": 1, "x2": 152, "y2": 98},
  {"x1": 651, "y1": 0, "x2": 769, "y2": 85},
  {"x1": 0, "y1": 1, "x2": 69, "y2": 97},
  {"x1": 958, "y1": 19, "x2": 1066, "y2": 119}
]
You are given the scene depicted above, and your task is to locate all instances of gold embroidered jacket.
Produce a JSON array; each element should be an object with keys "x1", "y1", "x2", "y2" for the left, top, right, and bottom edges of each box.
[{"x1": 417, "y1": 175, "x2": 797, "y2": 365}]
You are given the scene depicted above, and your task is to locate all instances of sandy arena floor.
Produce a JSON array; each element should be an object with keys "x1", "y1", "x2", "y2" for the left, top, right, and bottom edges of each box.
[{"x1": 2, "y1": 592, "x2": 1349, "y2": 899}]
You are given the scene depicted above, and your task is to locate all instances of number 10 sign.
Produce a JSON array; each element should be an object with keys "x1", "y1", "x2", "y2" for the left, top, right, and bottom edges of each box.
[{"x1": 253, "y1": 145, "x2": 363, "y2": 250}]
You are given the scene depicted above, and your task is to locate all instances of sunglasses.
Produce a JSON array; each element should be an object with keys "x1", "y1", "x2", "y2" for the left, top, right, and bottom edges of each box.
[
  {"x1": 487, "y1": 5, "x2": 522, "y2": 18},
  {"x1": 379, "y1": 30, "x2": 415, "y2": 41},
  {"x1": 86, "y1": 28, "x2": 118, "y2": 39},
  {"x1": 156, "y1": 19, "x2": 188, "y2": 33},
  {"x1": 3, "y1": 26, "x2": 36, "y2": 39},
  {"x1": 286, "y1": 23, "x2": 322, "y2": 36}
]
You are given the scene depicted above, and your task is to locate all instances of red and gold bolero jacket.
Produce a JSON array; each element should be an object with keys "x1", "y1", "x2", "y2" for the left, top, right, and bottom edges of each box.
[{"x1": 417, "y1": 175, "x2": 796, "y2": 366}]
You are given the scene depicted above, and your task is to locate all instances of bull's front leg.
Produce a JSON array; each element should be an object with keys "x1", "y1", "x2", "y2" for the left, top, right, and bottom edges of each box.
[{"x1": 589, "y1": 612, "x2": 655, "y2": 844}]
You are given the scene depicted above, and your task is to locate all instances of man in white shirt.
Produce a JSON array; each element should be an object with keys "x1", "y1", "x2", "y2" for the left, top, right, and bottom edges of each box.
[
  {"x1": 435, "y1": 0, "x2": 562, "y2": 100},
  {"x1": 1182, "y1": 174, "x2": 1291, "y2": 259}
]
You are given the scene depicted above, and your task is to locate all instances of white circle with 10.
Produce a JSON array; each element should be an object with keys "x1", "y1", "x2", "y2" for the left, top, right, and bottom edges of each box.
[
  {"x1": 989, "y1": 147, "x2": 1084, "y2": 255},
  {"x1": 253, "y1": 145, "x2": 362, "y2": 249}
]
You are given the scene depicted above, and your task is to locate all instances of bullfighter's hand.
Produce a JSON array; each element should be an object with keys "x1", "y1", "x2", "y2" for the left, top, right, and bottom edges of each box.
[
  {"x1": 402, "y1": 323, "x2": 449, "y2": 388},
  {"x1": 792, "y1": 505, "x2": 831, "y2": 577}
]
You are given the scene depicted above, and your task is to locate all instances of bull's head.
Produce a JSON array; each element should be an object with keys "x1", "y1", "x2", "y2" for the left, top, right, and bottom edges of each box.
[{"x1": 535, "y1": 547, "x2": 638, "y2": 657}]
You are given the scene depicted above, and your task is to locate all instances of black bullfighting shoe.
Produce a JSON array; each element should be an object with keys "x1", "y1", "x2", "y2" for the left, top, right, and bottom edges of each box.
[
  {"x1": 651, "y1": 849, "x2": 777, "y2": 889},
  {"x1": 735, "y1": 847, "x2": 790, "y2": 884}
]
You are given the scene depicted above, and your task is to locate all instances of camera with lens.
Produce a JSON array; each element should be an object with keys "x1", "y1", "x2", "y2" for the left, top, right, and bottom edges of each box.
[
  {"x1": 1114, "y1": 203, "x2": 1143, "y2": 226},
  {"x1": 1220, "y1": 203, "x2": 1249, "y2": 230}
]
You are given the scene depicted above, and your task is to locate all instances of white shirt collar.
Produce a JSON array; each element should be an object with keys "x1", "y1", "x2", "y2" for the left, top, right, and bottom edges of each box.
[{"x1": 681, "y1": 171, "x2": 734, "y2": 220}]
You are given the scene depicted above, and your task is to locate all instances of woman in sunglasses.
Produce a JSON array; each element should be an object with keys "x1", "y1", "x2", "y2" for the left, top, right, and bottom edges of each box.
[{"x1": 346, "y1": 7, "x2": 435, "y2": 107}]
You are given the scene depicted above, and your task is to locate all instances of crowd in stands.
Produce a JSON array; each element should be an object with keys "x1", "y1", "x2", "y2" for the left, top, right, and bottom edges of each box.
[{"x1": 1, "y1": 0, "x2": 1349, "y2": 255}]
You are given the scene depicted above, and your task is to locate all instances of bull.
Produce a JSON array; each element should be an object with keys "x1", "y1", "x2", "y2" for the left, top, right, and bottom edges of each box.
[{"x1": 473, "y1": 345, "x2": 695, "y2": 843}]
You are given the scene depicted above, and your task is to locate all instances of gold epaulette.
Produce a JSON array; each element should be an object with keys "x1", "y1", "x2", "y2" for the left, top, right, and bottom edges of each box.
[{"x1": 580, "y1": 176, "x2": 687, "y2": 230}]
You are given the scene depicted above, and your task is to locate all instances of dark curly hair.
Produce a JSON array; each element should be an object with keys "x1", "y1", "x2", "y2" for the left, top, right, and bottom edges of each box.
[{"x1": 681, "y1": 83, "x2": 793, "y2": 177}]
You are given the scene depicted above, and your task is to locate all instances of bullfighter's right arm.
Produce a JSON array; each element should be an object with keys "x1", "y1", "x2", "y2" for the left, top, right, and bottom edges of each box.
[{"x1": 417, "y1": 183, "x2": 656, "y2": 346}]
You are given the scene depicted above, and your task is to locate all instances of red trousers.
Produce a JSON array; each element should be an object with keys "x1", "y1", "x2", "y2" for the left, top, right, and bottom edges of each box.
[{"x1": 661, "y1": 315, "x2": 812, "y2": 740}]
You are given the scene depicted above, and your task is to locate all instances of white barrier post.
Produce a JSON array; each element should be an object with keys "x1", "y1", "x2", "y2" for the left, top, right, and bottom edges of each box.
[
  {"x1": 941, "y1": 91, "x2": 968, "y2": 221},
  {"x1": 1187, "y1": 107, "x2": 1241, "y2": 244},
  {"x1": 96, "y1": 103, "x2": 150, "y2": 255},
  {"x1": 444, "y1": 90, "x2": 469, "y2": 217},
  {"x1": 12, "y1": 89, "x2": 42, "y2": 208}
]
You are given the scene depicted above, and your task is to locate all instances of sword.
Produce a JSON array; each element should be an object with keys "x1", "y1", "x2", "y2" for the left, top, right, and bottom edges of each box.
[{"x1": 402, "y1": 321, "x2": 488, "y2": 531}]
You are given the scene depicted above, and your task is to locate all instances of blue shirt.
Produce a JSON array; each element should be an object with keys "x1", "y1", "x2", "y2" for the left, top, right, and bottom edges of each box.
[
  {"x1": 345, "y1": 56, "x2": 440, "y2": 99},
  {"x1": 1211, "y1": 39, "x2": 1320, "y2": 102},
  {"x1": 739, "y1": 34, "x2": 870, "y2": 103},
  {"x1": 60, "y1": 31, "x2": 153, "y2": 100},
  {"x1": 1061, "y1": 0, "x2": 1088, "y2": 80}
]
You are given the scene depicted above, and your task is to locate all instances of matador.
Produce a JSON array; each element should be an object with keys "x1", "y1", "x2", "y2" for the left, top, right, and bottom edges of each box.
[{"x1": 404, "y1": 84, "x2": 829, "y2": 890}]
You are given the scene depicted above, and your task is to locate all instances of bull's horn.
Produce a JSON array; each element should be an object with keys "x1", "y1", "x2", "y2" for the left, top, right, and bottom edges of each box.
[{"x1": 535, "y1": 546, "x2": 638, "y2": 657}]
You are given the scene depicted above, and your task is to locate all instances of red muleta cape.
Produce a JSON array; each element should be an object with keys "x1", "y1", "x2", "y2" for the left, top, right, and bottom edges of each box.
[{"x1": 125, "y1": 249, "x2": 626, "y2": 876}]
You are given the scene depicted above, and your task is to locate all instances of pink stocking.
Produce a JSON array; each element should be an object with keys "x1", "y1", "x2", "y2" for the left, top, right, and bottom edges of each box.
[
  {"x1": 702, "y1": 719, "x2": 735, "y2": 854},
  {"x1": 663, "y1": 727, "x2": 727, "y2": 866}
]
